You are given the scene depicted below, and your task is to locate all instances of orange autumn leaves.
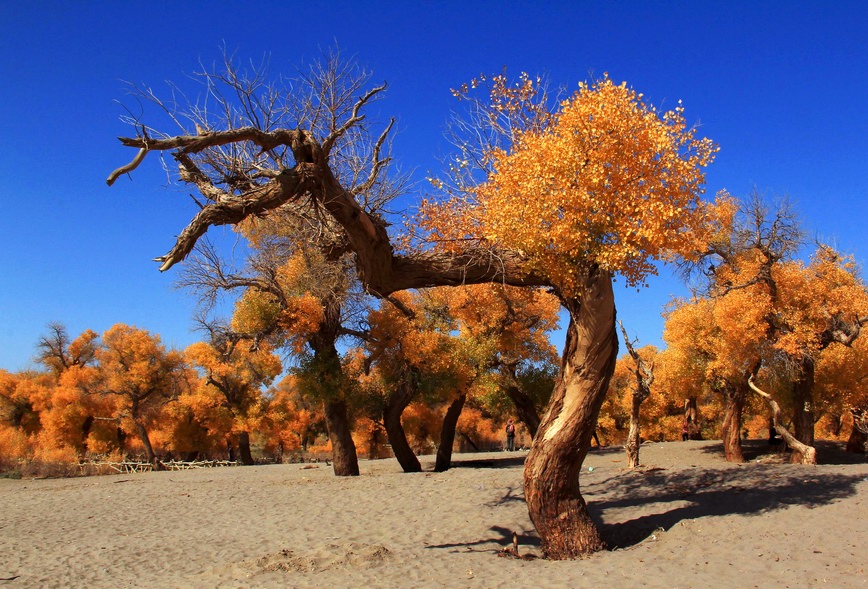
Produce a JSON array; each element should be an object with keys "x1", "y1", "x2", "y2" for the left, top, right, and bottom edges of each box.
[{"x1": 421, "y1": 76, "x2": 718, "y2": 292}]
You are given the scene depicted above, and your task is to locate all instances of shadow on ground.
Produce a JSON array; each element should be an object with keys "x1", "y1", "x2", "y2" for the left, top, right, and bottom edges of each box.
[
  {"x1": 697, "y1": 439, "x2": 868, "y2": 465},
  {"x1": 593, "y1": 464, "x2": 866, "y2": 549},
  {"x1": 424, "y1": 525, "x2": 541, "y2": 553}
]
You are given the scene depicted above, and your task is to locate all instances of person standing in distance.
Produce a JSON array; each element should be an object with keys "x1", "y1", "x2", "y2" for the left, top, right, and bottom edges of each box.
[{"x1": 505, "y1": 419, "x2": 516, "y2": 451}]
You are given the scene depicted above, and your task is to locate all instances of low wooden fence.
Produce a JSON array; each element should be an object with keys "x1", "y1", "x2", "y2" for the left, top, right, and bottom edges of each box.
[{"x1": 78, "y1": 459, "x2": 239, "y2": 474}]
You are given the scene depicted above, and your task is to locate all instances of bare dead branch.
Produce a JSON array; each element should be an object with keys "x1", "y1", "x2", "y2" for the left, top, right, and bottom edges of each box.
[
  {"x1": 353, "y1": 117, "x2": 395, "y2": 197},
  {"x1": 321, "y1": 82, "x2": 387, "y2": 156},
  {"x1": 106, "y1": 148, "x2": 148, "y2": 186}
]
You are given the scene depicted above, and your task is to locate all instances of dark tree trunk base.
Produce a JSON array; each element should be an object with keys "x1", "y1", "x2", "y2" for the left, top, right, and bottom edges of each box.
[
  {"x1": 324, "y1": 399, "x2": 360, "y2": 476},
  {"x1": 435, "y1": 393, "x2": 466, "y2": 472}
]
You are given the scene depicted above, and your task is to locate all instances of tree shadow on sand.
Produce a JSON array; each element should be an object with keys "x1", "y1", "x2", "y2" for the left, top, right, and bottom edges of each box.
[
  {"x1": 592, "y1": 465, "x2": 867, "y2": 549},
  {"x1": 448, "y1": 455, "x2": 527, "y2": 470},
  {"x1": 696, "y1": 439, "x2": 868, "y2": 465},
  {"x1": 424, "y1": 525, "x2": 541, "y2": 553}
]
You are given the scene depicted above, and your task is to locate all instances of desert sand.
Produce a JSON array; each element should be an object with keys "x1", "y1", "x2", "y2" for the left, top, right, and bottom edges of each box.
[{"x1": 1, "y1": 440, "x2": 866, "y2": 588}]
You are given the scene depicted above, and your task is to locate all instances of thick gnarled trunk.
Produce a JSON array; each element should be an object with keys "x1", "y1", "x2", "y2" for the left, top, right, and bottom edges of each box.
[
  {"x1": 384, "y1": 372, "x2": 421, "y2": 473},
  {"x1": 435, "y1": 393, "x2": 467, "y2": 472},
  {"x1": 324, "y1": 398, "x2": 360, "y2": 476},
  {"x1": 237, "y1": 430, "x2": 255, "y2": 465},
  {"x1": 791, "y1": 356, "x2": 816, "y2": 463},
  {"x1": 523, "y1": 270, "x2": 618, "y2": 559},
  {"x1": 309, "y1": 297, "x2": 360, "y2": 477},
  {"x1": 720, "y1": 385, "x2": 746, "y2": 463}
]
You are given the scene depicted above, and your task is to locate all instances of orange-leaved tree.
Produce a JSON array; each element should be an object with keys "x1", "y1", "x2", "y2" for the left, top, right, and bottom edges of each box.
[
  {"x1": 95, "y1": 324, "x2": 187, "y2": 467},
  {"x1": 184, "y1": 327, "x2": 282, "y2": 464}
]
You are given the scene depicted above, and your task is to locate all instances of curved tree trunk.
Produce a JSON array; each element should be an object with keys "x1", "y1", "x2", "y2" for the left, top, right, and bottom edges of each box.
[
  {"x1": 435, "y1": 393, "x2": 467, "y2": 472},
  {"x1": 237, "y1": 430, "x2": 255, "y2": 465},
  {"x1": 383, "y1": 372, "x2": 421, "y2": 473},
  {"x1": 748, "y1": 377, "x2": 816, "y2": 465},
  {"x1": 524, "y1": 270, "x2": 618, "y2": 559},
  {"x1": 720, "y1": 385, "x2": 746, "y2": 463},
  {"x1": 505, "y1": 384, "x2": 541, "y2": 438}
]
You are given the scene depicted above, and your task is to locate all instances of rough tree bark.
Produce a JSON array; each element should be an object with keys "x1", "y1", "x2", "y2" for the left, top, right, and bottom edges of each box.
[
  {"x1": 523, "y1": 270, "x2": 618, "y2": 559},
  {"x1": 383, "y1": 368, "x2": 422, "y2": 473},
  {"x1": 748, "y1": 376, "x2": 816, "y2": 464},
  {"x1": 434, "y1": 393, "x2": 467, "y2": 472},
  {"x1": 625, "y1": 394, "x2": 644, "y2": 468},
  {"x1": 720, "y1": 384, "x2": 746, "y2": 463}
]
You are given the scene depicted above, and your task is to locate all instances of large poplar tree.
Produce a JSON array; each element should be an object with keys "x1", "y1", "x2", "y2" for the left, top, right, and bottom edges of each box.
[{"x1": 108, "y1": 57, "x2": 715, "y2": 558}]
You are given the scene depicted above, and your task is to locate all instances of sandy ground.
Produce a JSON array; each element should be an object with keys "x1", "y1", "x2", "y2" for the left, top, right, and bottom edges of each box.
[{"x1": 1, "y1": 440, "x2": 866, "y2": 588}]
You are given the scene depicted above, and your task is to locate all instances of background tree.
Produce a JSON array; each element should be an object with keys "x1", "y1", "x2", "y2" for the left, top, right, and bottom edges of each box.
[
  {"x1": 184, "y1": 325, "x2": 282, "y2": 464},
  {"x1": 96, "y1": 324, "x2": 187, "y2": 467}
]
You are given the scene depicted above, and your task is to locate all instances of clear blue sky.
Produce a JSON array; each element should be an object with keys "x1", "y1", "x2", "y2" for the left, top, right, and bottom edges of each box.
[{"x1": 1, "y1": 1, "x2": 866, "y2": 371}]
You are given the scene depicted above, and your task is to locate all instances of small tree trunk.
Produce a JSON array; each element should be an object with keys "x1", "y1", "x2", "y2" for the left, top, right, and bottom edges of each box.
[
  {"x1": 625, "y1": 394, "x2": 643, "y2": 468},
  {"x1": 618, "y1": 323, "x2": 654, "y2": 470},
  {"x1": 116, "y1": 427, "x2": 126, "y2": 456},
  {"x1": 524, "y1": 270, "x2": 618, "y2": 559},
  {"x1": 435, "y1": 393, "x2": 467, "y2": 472},
  {"x1": 237, "y1": 430, "x2": 255, "y2": 465},
  {"x1": 683, "y1": 396, "x2": 700, "y2": 440},
  {"x1": 720, "y1": 386, "x2": 746, "y2": 463},
  {"x1": 80, "y1": 415, "x2": 94, "y2": 457},
  {"x1": 227, "y1": 439, "x2": 236, "y2": 461},
  {"x1": 133, "y1": 418, "x2": 163, "y2": 470},
  {"x1": 791, "y1": 356, "x2": 816, "y2": 463},
  {"x1": 324, "y1": 398, "x2": 360, "y2": 476},
  {"x1": 383, "y1": 374, "x2": 421, "y2": 473},
  {"x1": 845, "y1": 424, "x2": 867, "y2": 454},
  {"x1": 505, "y1": 384, "x2": 541, "y2": 438}
]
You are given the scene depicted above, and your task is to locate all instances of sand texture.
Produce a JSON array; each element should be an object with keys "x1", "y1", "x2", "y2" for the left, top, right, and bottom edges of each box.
[{"x1": 1, "y1": 440, "x2": 866, "y2": 588}]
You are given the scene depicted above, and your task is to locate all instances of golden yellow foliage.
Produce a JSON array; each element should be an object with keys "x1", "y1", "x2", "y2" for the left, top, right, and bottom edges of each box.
[{"x1": 422, "y1": 76, "x2": 717, "y2": 292}]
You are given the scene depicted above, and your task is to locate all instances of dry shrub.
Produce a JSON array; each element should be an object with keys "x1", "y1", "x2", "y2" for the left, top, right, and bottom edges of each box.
[{"x1": 19, "y1": 445, "x2": 81, "y2": 478}]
